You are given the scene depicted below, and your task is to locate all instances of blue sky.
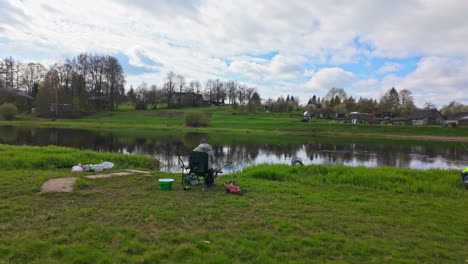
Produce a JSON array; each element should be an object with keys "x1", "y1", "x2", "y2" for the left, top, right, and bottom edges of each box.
[{"x1": 1, "y1": 0, "x2": 467, "y2": 106}]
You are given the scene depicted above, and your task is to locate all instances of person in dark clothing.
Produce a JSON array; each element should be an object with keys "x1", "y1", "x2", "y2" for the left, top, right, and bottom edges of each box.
[{"x1": 193, "y1": 139, "x2": 215, "y2": 170}]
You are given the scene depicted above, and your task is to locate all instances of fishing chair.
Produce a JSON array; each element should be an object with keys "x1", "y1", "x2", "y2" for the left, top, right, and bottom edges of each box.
[{"x1": 181, "y1": 151, "x2": 215, "y2": 187}]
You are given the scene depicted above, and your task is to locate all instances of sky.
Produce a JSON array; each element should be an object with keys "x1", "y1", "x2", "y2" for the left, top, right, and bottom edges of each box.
[{"x1": 1, "y1": 0, "x2": 467, "y2": 107}]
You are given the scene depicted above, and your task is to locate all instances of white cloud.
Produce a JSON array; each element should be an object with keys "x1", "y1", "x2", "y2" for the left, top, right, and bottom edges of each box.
[
  {"x1": 0, "y1": 0, "x2": 468, "y2": 105},
  {"x1": 377, "y1": 62, "x2": 403, "y2": 74},
  {"x1": 353, "y1": 57, "x2": 468, "y2": 107},
  {"x1": 302, "y1": 67, "x2": 355, "y2": 94},
  {"x1": 227, "y1": 54, "x2": 305, "y2": 81}
]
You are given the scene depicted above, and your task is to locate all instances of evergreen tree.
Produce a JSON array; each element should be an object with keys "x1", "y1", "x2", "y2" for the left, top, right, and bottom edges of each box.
[
  {"x1": 389, "y1": 87, "x2": 400, "y2": 108},
  {"x1": 334, "y1": 95, "x2": 341, "y2": 105},
  {"x1": 286, "y1": 95, "x2": 290, "y2": 101},
  {"x1": 311, "y1": 95, "x2": 317, "y2": 106},
  {"x1": 127, "y1": 86, "x2": 136, "y2": 104}
]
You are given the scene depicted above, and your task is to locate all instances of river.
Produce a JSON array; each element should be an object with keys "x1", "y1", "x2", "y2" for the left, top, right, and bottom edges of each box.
[{"x1": 1, "y1": 125, "x2": 466, "y2": 172}]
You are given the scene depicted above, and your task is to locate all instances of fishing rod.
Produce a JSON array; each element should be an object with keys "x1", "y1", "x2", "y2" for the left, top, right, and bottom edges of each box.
[{"x1": 462, "y1": 143, "x2": 468, "y2": 152}]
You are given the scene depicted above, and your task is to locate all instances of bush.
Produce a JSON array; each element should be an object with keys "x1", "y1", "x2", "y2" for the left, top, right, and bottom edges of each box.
[
  {"x1": 184, "y1": 110, "x2": 210, "y2": 127},
  {"x1": 0, "y1": 103, "x2": 18, "y2": 120},
  {"x1": 247, "y1": 102, "x2": 257, "y2": 113}
]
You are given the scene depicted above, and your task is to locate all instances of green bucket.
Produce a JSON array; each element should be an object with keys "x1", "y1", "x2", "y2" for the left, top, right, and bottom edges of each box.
[{"x1": 159, "y1": 179, "x2": 174, "y2": 190}]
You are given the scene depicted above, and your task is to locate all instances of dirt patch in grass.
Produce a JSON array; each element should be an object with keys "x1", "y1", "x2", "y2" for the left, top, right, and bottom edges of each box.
[{"x1": 40, "y1": 177, "x2": 77, "y2": 193}]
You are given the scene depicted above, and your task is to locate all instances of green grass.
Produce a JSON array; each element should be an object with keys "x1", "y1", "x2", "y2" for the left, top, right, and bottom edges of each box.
[
  {"x1": 2, "y1": 107, "x2": 468, "y2": 140},
  {"x1": 0, "y1": 146, "x2": 467, "y2": 263},
  {"x1": 0, "y1": 145, "x2": 159, "y2": 170}
]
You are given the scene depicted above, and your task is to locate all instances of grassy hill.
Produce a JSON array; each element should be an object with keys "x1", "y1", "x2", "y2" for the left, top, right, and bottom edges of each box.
[{"x1": 2, "y1": 106, "x2": 468, "y2": 140}]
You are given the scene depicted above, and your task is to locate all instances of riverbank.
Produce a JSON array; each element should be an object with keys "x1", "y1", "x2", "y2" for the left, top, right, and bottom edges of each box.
[
  {"x1": 2, "y1": 107, "x2": 468, "y2": 142},
  {"x1": 1, "y1": 146, "x2": 466, "y2": 263}
]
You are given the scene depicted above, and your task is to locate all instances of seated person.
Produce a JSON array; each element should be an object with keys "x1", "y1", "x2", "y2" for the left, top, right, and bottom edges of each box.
[{"x1": 193, "y1": 139, "x2": 215, "y2": 170}]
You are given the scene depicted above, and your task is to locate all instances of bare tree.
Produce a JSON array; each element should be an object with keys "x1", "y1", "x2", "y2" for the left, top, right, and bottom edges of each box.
[
  {"x1": 163, "y1": 71, "x2": 177, "y2": 107},
  {"x1": 147, "y1": 84, "x2": 160, "y2": 109},
  {"x1": 43, "y1": 66, "x2": 62, "y2": 116},
  {"x1": 105, "y1": 56, "x2": 125, "y2": 110},
  {"x1": 324, "y1": 88, "x2": 347, "y2": 101},
  {"x1": 423, "y1": 102, "x2": 437, "y2": 110},
  {"x1": 226, "y1": 80, "x2": 238, "y2": 104},
  {"x1": 399, "y1": 89, "x2": 416, "y2": 116},
  {"x1": 237, "y1": 84, "x2": 247, "y2": 105},
  {"x1": 89, "y1": 55, "x2": 106, "y2": 108},
  {"x1": 2, "y1": 57, "x2": 16, "y2": 90},
  {"x1": 205, "y1": 79, "x2": 215, "y2": 102},
  {"x1": 176, "y1": 74, "x2": 185, "y2": 107},
  {"x1": 22, "y1": 62, "x2": 47, "y2": 94},
  {"x1": 73, "y1": 53, "x2": 90, "y2": 98},
  {"x1": 189, "y1": 80, "x2": 201, "y2": 106},
  {"x1": 245, "y1": 87, "x2": 255, "y2": 103},
  {"x1": 213, "y1": 79, "x2": 224, "y2": 103}
]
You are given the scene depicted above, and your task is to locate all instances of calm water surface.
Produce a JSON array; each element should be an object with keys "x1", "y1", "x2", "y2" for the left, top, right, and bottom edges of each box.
[{"x1": 1, "y1": 125, "x2": 467, "y2": 172}]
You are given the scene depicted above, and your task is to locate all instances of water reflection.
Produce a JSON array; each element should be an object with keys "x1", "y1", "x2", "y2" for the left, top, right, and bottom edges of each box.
[{"x1": 0, "y1": 125, "x2": 466, "y2": 172}]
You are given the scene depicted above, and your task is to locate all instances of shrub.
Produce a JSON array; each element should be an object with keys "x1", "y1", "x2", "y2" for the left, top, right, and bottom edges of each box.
[
  {"x1": 247, "y1": 102, "x2": 257, "y2": 113},
  {"x1": 0, "y1": 103, "x2": 18, "y2": 120},
  {"x1": 184, "y1": 110, "x2": 210, "y2": 127}
]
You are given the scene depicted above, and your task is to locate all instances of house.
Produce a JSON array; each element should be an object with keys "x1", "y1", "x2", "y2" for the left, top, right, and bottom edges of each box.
[
  {"x1": 393, "y1": 120, "x2": 412, "y2": 126},
  {"x1": 445, "y1": 112, "x2": 468, "y2": 126},
  {"x1": 377, "y1": 112, "x2": 397, "y2": 120},
  {"x1": 49, "y1": 104, "x2": 73, "y2": 116},
  {"x1": 348, "y1": 113, "x2": 374, "y2": 124},
  {"x1": 409, "y1": 109, "x2": 444, "y2": 125},
  {"x1": 336, "y1": 113, "x2": 346, "y2": 119}
]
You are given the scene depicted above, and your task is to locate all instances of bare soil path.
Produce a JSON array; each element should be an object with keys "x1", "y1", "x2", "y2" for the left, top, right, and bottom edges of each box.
[{"x1": 40, "y1": 169, "x2": 150, "y2": 193}]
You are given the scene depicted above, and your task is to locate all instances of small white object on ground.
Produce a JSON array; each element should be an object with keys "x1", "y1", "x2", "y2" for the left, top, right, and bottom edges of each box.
[
  {"x1": 71, "y1": 166, "x2": 83, "y2": 172},
  {"x1": 101, "y1": 162, "x2": 114, "y2": 169},
  {"x1": 93, "y1": 164, "x2": 104, "y2": 172}
]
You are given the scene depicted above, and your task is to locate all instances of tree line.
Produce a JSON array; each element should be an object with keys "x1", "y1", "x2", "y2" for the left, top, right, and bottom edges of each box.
[
  {"x1": 302, "y1": 87, "x2": 417, "y2": 118},
  {"x1": 127, "y1": 72, "x2": 260, "y2": 110},
  {"x1": 0, "y1": 54, "x2": 125, "y2": 116},
  {"x1": 2, "y1": 55, "x2": 466, "y2": 117}
]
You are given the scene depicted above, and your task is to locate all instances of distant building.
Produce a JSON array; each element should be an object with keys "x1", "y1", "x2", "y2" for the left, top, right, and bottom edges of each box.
[
  {"x1": 49, "y1": 104, "x2": 73, "y2": 116},
  {"x1": 377, "y1": 112, "x2": 397, "y2": 120},
  {"x1": 336, "y1": 113, "x2": 346, "y2": 119},
  {"x1": 349, "y1": 113, "x2": 374, "y2": 124},
  {"x1": 393, "y1": 120, "x2": 412, "y2": 126},
  {"x1": 445, "y1": 112, "x2": 468, "y2": 126},
  {"x1": 409, "y1": 109, "x2": 444, "y2": 125}
]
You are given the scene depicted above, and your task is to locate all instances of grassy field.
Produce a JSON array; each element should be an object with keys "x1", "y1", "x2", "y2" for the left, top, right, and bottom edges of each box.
[
  {"x1": 2, "y1": 106, "x2": 468, "y2": 140},
  {"x1": 0, "y1": 146, "x2": 467, "y2": 263}
]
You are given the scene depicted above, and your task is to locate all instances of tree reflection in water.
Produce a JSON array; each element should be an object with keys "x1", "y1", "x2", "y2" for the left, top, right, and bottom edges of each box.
[{"x1": 1, "y1": 125, "x2": 466, "y2": 172}]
